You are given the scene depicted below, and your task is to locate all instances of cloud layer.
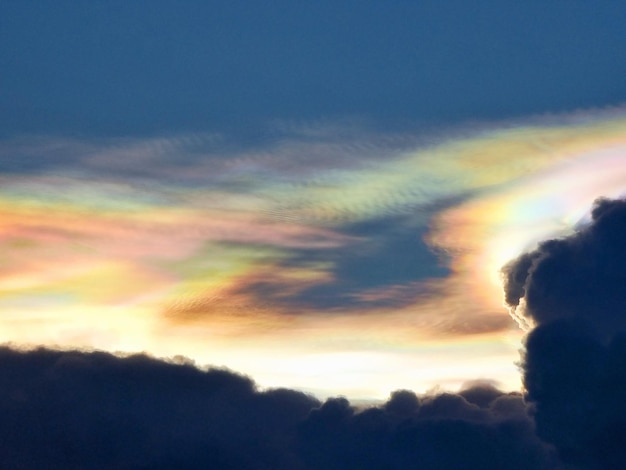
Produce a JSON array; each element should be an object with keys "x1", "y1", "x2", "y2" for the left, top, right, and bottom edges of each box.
[{"x1": 0, "y1": 346, "x2": 554, "y2": 470}]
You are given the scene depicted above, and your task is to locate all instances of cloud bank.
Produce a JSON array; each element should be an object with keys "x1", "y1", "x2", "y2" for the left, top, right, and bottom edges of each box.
[
  {"x1": 503, "y1": 197, "x2": 626, "y2": 468},
  {"x1": 0, "y1": 346, "x2": 553, "y2": 470}
]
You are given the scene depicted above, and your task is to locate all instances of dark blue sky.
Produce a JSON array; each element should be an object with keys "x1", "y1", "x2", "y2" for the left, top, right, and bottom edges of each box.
[{"x1": 2, "y1": 1, "x2": 626, "y2": 138}]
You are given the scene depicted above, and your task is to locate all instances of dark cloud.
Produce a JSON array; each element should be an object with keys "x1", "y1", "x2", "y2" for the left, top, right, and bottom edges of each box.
[
  {"x1": 0, "y1": 347, "x2": 554, "y2": 470},
  {"x1": 503, "y1": 198, "x2": 626, "y2": 468},
  {"x1": 298, "y1": 386, "x2": 553, "y2": 470},
  {"x1": 520, "y1": 320, "x2": 626, "y2": 469},
  {"x1": 503, "y1": 198, "x2": 626, "y2": 339},
  {"x1": 0, "y1": 347, "x2": 317, "y2": 469}
]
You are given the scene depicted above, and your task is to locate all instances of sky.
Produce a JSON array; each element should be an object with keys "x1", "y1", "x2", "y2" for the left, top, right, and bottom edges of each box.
[
  {"x1": 2, "y1": 0, "x2": 626, "y2": 401},
  {"x1": 5, "y1": 2, "x2": 626, "y2": 469}
]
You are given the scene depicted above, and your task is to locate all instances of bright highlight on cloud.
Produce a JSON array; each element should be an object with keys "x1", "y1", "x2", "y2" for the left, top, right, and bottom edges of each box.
[{"x1": 1, "y1": 109, "x2": 626, "y2": 398}]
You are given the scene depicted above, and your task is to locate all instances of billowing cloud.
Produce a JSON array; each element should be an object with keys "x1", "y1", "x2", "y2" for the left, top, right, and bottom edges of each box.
[
  {"x1": 503, "y1": 198, "x2": 626, "y2": 468},
  {"x1": 0, "y1": 346, "x2": 554, "y2": 470},
  {"x1": 503, "y1": 198, "x2": 626, "y2": 337}
]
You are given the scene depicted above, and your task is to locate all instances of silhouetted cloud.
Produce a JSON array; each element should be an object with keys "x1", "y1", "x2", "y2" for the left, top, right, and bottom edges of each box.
[
  {"x1": 0, "y1": 346, "x2": 555, "y2": 469},
  {"x1": 503, "y1": 198, "x2": 626, "y2": 338},
  {"x1": 298, "y1": 385, "x2": 554, "y2": 470},
  {"x1": 0, "y1": 347, "x2": 318, "y2": 469},
  {"x1": 503, "y1": 197, "x2": 626, "y2": 468}
]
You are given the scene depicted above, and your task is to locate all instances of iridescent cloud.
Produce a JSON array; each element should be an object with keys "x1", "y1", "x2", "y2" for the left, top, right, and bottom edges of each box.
[{"x1": 1, "y1": 109, "x2": 626, "y2": 398}]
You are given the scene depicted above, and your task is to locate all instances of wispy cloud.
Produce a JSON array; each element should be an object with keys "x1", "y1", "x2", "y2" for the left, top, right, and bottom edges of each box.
[{"x1": 1, "y1": 109, "x2": 626, "y2": 397}]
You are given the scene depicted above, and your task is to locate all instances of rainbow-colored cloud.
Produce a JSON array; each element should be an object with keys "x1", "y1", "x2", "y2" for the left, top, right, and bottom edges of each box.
[{"x1": 1, "y1": 109, "x2": 626, "y2": 398}]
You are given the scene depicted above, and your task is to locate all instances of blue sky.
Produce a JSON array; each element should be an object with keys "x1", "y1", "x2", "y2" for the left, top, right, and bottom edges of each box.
[{"x1": 2, "y1": 1, "x2": 626, "y2": 138}]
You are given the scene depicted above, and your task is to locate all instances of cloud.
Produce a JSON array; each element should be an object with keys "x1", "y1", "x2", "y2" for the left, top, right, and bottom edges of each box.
[
  {"x1": 0, "y1": 346, "x2": 318, "y2": 469},
  {"x1": 502, "y1": 198, "x2": 626, "y2": 338},
  {"x1": 0, "y1": 346, "x2": 554, "y2": 470},
  {"x1": 10, "y1": 157, "x2": 626, "y2": 469},
  {"x1": 2, "y1": 110, "x2": 626, "y2": 398},
  {"x1": 503, "y1": 197, "x2": 626, "y2": 468}
]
